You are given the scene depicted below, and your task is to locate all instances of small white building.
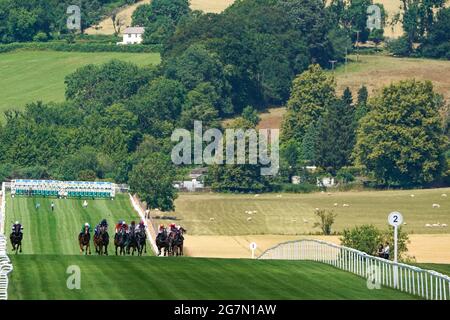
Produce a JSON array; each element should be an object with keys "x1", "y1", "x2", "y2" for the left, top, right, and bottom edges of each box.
[
  {"x1": 118, "y1": 27, "x2": 145, "y2": 45},
  {"x1": 317, "y1": 177, "x2": 336, "y2": 187}
]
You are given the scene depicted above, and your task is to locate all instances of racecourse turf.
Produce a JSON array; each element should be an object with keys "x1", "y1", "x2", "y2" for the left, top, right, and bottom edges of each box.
[
  {"x1": 7, "y1": 255, "x2": 417, "y2": 300},
  {"x1": 5, "y1": 193, "x2": 141, "y2": 255}
]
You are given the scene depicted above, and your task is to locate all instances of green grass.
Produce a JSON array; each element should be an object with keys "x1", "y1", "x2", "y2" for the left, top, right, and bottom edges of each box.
[
  {"x1": 5, "y1": 193, "x2": 144, "y2": 255},
  {"x1": 415, "y1": 263, "x2": 450, "y2": 277},
  {"x1": 0, "y1": 50, "x2": 160, "y2": 115},
  {"x1": 168, "y1": 188, "x2": 450, "y2": 235},
  {"x1": 7, "y1": 255, "x2": 416, "y2": 300}
]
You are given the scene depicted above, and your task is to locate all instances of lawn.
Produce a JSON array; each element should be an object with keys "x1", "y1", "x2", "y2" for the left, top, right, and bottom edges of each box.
[
  {"x1": 163, "y1": 188, "x2": 450, "y2": 235},
  {"x1": 7, "y1": 255, "x2": 416, "y2": 300},
  {"x1": 5, "y1": 193, "x2": 144, "y2": 255},
  {"x1": 0, "y1": 50, "x2": 160, "y2": 116}
]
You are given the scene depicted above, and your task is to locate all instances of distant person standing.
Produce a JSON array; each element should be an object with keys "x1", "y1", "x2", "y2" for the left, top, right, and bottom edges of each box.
[
  {"x1": 83, "y1": 200, "x2": 88, "y2": 208},
  {"x1": 35, "y1": 202, "x2": 40, "y2": 210},
  {"x1": 51, "y1": 201, "x2": 55, "y2": 212},
  {"x1": 384, "y1": 242, "x2": 390, "y2": 260}
]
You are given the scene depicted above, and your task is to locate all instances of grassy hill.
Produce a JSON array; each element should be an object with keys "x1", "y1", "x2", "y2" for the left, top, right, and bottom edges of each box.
[
  {"x1": 8, "y1": 255, "x2": 416, "y2": 300},
  {"x1": 0, "y1": 50, "x2": 160, "y2": 116},
  {"x1": 5, "y1": 194, "x2": 142, "y2": 255},
  {"x1": 165, "y1": 188, "x2": 450, "y2": 236}
]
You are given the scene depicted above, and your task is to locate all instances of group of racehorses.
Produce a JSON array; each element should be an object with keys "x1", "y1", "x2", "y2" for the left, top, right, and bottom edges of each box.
[
  {"x1": 78, "y1": 224, "x2": 147, "y2": 256},
  {"x1": 78, "y1": 224, "x2": 187, "y2": 257}
]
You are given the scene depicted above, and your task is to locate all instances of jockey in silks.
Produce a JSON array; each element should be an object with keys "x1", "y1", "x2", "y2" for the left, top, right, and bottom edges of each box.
[
  {"x1": 158, "y1": 224, "x2": 165, "y2": 234},
  {"x1": 80, "y1": 222, "x2": 91, "y2": 237},
  {"x1": 129, "y1": 221, "x2": 137, "y2": 234},
  {"x1": 11, "y1": 221, "x2": 24, "y2": 236},
  {"x1": 138, "y1": 220, "x2": 146, "y2": 233},
  {"x1": 94, "y1": 219, "x2": 108, "y2": 236}
]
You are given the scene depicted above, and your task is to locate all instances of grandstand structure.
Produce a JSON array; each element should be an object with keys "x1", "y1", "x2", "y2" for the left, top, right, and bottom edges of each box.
[{"x1": 11, "y1": 179, "x2": 115, "y2": 199}]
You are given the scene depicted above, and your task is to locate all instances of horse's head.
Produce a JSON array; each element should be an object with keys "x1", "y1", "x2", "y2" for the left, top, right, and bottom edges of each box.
[
  {"x1": 179, "y1": 227, "x2": 187, "y2": 234},
  {"x1": 84, "y1": 226, "x2": 89, "y2": 234}
]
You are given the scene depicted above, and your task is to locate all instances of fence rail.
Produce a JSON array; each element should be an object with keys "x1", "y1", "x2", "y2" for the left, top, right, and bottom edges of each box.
[
  {"x1": 0, "y1": 182, "x2": 13, "y2": 300},
  {"x1": 258, "y1": 239, "x2": 450, "y2": 300}
]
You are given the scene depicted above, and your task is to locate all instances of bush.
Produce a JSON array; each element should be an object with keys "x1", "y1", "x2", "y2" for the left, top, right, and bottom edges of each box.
[
  {"x1": 341, "y1": 224, "x2": 409, "y2": 260},
  {"x1": 386, "y1": 36, "x2": 412, "y2": 57},
  {"x1": 313, "y1": 209, "x2": 337, "y2": 235},
  {"x1": 278, "y1": 183, "x2": 319, "y2": 193},
  {"x1": 33, "y1": 32, "x2": 49, "y2": 42}
]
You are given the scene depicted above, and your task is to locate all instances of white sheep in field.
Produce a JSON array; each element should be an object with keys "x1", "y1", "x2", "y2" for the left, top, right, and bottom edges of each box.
[
  {"x1": 333, "y1": 203, "x2": 338, "y2": 207},
  {"x1": 442, "y1": 194, "x2": 447, "y2": 197},
  {"x1": 410, "y1": 194, "x2": 415, "y2": 198},
  {"x1": 254, "y1": 194, "x2": 260, "y2": 197},
  {"x1": 247, "y1": 217, "x2": 252, "y2": 222},
  {"x1": 442, "y1": 224, "x2": 448, "y2": 227},
  {"x1": 315, "y1": 207, "x2": 320, "y2": 211},
  {"x1": 425, "y1": 224, "x2": 432, "y2": 227},
  {"x1": 432, "y1": 203, "x2": 441, "y2": 208},
  {"x1": 343, "y1": 204, "x2": 350, "y2": 207},
  {"x1": 303, "y1": 218, "x2": 309, "y2": 223},
  {"x1": 276, "y1": 194, "x2": 282, "y2": 198},
  {"x1": 209, "y1": 217, "x2": 215, "y2": 222}
]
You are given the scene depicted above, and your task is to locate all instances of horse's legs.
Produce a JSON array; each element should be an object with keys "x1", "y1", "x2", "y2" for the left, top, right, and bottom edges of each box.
[
  {"x1": 115, "y1": 245, "x2": 118, "y2": 256},
  {"x1": 19, "y1": 242, "x2": 22, "y2": 253}
]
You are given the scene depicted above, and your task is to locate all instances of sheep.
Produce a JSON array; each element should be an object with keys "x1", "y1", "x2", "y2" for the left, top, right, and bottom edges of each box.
[
  {"x1": 442, "y1": 223, "x2": 448, "y2": 227},
  {"x1": 276, "y1": 194, "x2": 282, "y2": 198},
  {"x1": 333, "y1": 203, "x2": 338, "y2": 207},
  {"x1": 254, "y1": 194, "x2": 260, "y2": 197},
  {"x1": 410, "y1": 194, "x2": 415, "y2": 198},
  {"x1": 403, "y1": 222, "x2": 407, "y2": 225},
  {"x1": 247, "y1": 217, "x2": 252, "y2": 222},
  {"x1": 303, "y1": 218, "x2": 309, "y2": 223},
  {"x1": 209, "y1": 217, "x2": 215, "y2": 222},
  {"x1": 442, "y1": 194, "x2": 448, "y2": 197},
  {"x1": 432, "y1": 203, "x2": 441, "y2": 208},
  {"x1": 315, "y1": 207, "x2": 320, "y2": 211},
  {"x1": 425, "y1": 224, "x2": 432, "y2": 227},
  {"x1": 343, "y1": 204, "x2": 350, "y2": 207}
]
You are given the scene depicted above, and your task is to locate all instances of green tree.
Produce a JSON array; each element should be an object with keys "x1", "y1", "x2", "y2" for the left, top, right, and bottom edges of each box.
[
  {"x1": 313, "y1": 209, "x2": 337, "y2": 235},
  {"x1": 128, "y1": 153, "x2": 177, "y2": 211},
  {"x1": 281, "y1": 64, "x2": 336, "y2": 143},
  {"x1": 241, "y1": 106, "x2": 260, "y2": 127},
  {"x1": 354, "y1": 80, "x2": 447, "y2": 186}
]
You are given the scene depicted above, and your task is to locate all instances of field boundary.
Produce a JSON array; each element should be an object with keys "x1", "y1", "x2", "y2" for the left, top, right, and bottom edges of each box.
[
  {"x1": 0, "y1": 182, "x2": 13, "y2": 300},
  {"x1": 259, "y1": 239, "x2": 450, "y2": 300},
  {"x1": 128, "y1": 194, "x2": 158, "y2": 255}
]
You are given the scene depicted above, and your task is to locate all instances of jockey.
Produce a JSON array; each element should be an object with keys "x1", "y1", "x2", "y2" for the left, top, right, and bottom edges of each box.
[
  {"x1": 169, "y1": 223, "x2": 177, "y2": 233},
  {"x1": 80, "y1": 222, "x2": 91, "y2": 236},
  {"x1": 94, "y1": 219, "x2": 108, "y2": 236},
  {"x1": 158, "y1": 224, "x2": 165, "y2": 233},
  {"x1": 115, "y1": 220, "x2": 125, "y2": 233},
  {"x1": 129, "y1": 221, "x2": 137, "y2": 234},
  {"x1": 11, "y1": 221, "x2": 23, "y2": 234},
  {"x1": 138, "y1": 220, "x2": 146, "y2": 232}
]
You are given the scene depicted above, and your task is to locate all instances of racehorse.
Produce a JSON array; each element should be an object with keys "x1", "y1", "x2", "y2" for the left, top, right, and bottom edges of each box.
[
  {"x1": 168, "y1": 227, "x2": 186, "y2": 256},
  {"x1": 94, "y1": 225, "x2": 109, "y2": 256},
  {"x1": 136, "y1": 228, "x2": 147, "y2": 256},
  {"x1": 78, "y1": 226, "x2": 91, "y2": 255},
  {"x1": 126, "y1": 228, "x2": 138, "y2": 256},
  {"x1": 114, "y1": 230, "x2": 127, "y2": 256},
  {"x1": 10, "y1": 225, "x2": 23, "y2": 254},
  {"x1": 156, "y1": 230, "x2": 170, "y2": 256}
]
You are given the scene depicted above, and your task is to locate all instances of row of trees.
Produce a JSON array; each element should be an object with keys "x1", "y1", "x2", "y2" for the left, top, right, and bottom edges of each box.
[{"x1": 280, "y1": 64, "x2": 448, "y2": 187}]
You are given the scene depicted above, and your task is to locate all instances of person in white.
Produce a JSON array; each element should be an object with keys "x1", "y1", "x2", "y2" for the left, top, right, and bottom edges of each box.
[
  {"x1": 383, "y1": 242, "x2": 390, "y2": 260},
  {"x1": 83, "y1": 200, "x2": 88, "y2": 208}
]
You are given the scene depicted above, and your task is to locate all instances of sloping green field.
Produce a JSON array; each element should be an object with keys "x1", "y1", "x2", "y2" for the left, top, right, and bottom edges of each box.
[
  {"x1": 0, "y1": 50, "x2": 160, "y2": 115},
  {"x1": 8, "y1": 255, "x2": 416, "y2": 300},
  {"x1": 6, "y1": 194, "x2": 140, "y2": 255}
]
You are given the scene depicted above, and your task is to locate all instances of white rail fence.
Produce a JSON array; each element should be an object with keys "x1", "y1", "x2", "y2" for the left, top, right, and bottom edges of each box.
[
  {"x1": 129, "y1": 194, "x2": 159, "y2": 255},
  {"x1": 258, "y1": 239, "x2": 450, "y2": 300},
  {"x1": 0, "y1": 182, "x2": 13, "y2": 300}
]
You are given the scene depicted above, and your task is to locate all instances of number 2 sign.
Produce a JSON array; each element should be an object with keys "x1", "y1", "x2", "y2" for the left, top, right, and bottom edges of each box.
[{"x1": 388, "y1": 211, "x2": 403, "y2": 227}]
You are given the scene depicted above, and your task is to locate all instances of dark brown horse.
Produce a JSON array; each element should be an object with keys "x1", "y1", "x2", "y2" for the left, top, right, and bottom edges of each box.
[
  {"x1": 114, "y1": 230, "x2": 127, "y2": 255},
  {"x1": 168, "y1": 227, "x2": 186, "y2": 256},
  {"x1": 94, "y1": 226, "x2": 109, "y2": 256},
  {"x1": 78, "y1": 226, "x2": 91, "y2": 255},
  {"x1": 136, "y1": 228, "x2": 147, "y2": 256},
  {"x1": 10, "y1": 225, "x2": 23, "y2": 254},
  {"x1": 156, "y1": 230, "x2": 169, "y2": 256}
]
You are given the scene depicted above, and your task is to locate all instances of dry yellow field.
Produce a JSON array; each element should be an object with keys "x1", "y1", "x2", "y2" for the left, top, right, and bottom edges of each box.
[{"x1": 184, "y1": 234, "x2": 450, "y2": 263}]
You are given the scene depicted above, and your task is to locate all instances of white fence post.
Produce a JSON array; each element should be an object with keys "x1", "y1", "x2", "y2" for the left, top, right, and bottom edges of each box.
[{"x1": 0, "y1": 182, "x2": 13, "y2": 300}]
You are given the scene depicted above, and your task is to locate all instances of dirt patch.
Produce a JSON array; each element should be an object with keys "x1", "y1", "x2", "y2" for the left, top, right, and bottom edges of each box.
[{"x1": 184, "y1": 234, "x2": 450, "y2": 263}]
